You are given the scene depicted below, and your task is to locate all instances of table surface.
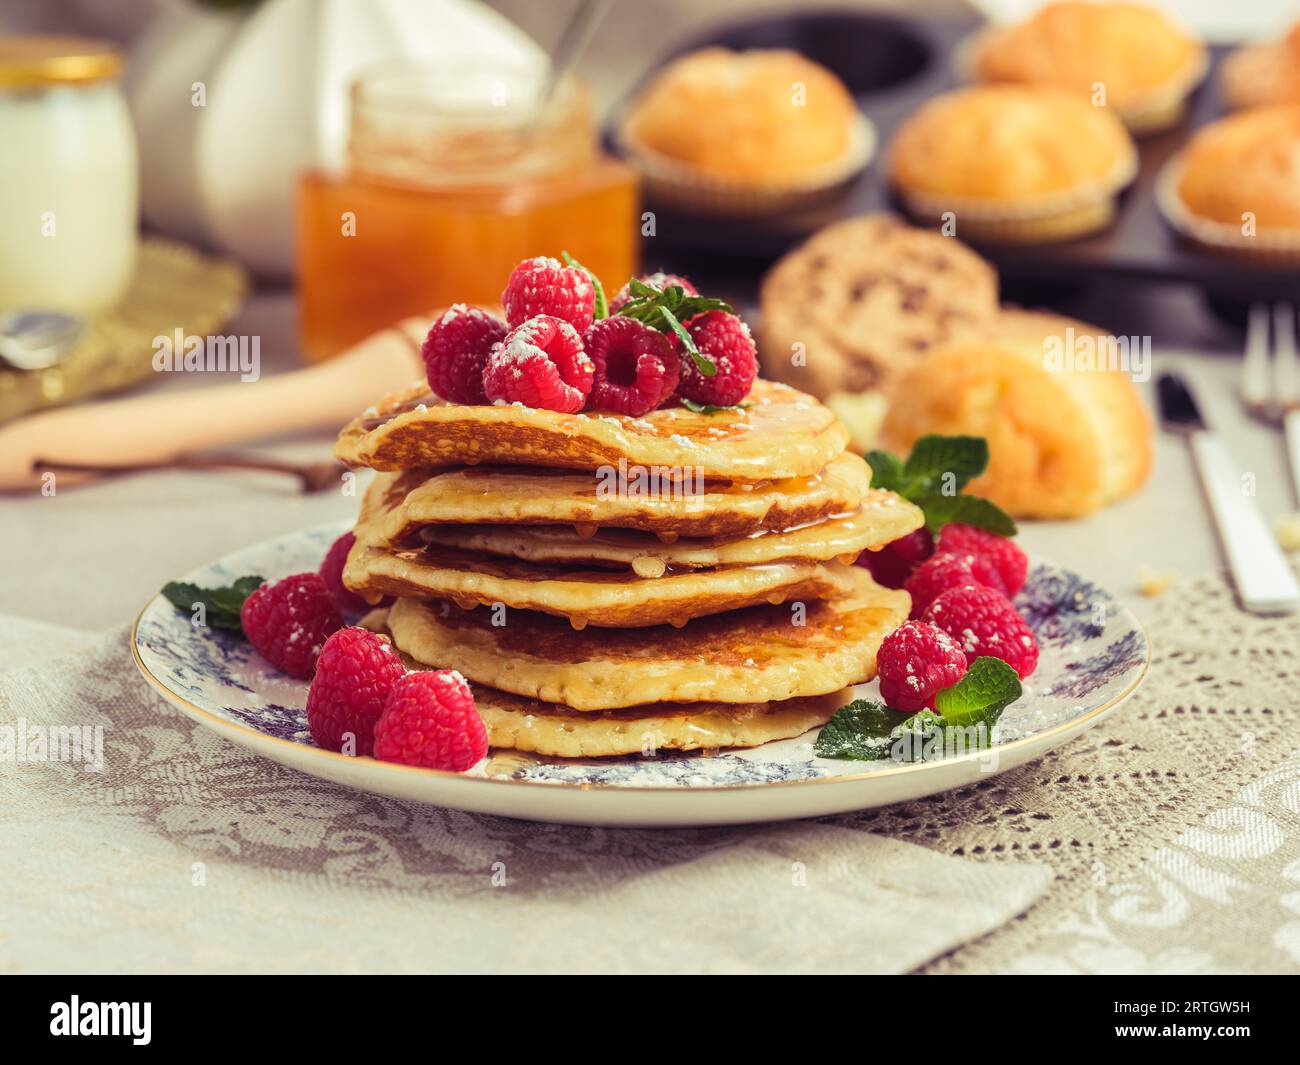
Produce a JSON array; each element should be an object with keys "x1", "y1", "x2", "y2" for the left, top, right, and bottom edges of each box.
[{"x1": 3, "y1": 283, "x2": 1295, "y2": 631}]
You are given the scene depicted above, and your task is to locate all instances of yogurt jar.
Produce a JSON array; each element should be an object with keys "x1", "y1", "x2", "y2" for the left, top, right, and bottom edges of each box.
[{"x1": 0, "y1": 37, "x2": 139, "y2": 316}]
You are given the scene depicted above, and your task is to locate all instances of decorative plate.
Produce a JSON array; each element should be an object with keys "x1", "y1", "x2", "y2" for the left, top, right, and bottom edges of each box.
[{"x1": 132, "y1": 523, "x2": 1149, "y2": 827}]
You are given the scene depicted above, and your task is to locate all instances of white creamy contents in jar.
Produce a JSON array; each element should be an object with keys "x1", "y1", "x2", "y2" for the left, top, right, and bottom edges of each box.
[{"x1": 0, "y1": 37, "x2": 138, "y2": 316}]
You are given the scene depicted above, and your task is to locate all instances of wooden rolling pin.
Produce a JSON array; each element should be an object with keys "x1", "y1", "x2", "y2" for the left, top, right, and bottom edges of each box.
[{"x1": 0, "y1": 316, "x2": 429, "y2": 492}]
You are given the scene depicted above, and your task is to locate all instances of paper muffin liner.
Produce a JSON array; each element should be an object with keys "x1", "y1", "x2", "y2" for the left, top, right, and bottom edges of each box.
[
  {"x1": 1155, "y1": 153, "x2": 1300, "y2": 263},
  {"x1": 615, "y1": 112, "x2": 876, "y2": 218},
  {"x1": 1119, "y1": 49, "x2": 1208, "y2": 135},
  {"x1": 953, "y1": 26, "x2": 1209, "y2": 137},
  {"x1": 900, "y1": 198, "x2": 1119, "y2": 245},
  {"x1": 893, "y1": 149, "x2": 1137, "y2": 245}
]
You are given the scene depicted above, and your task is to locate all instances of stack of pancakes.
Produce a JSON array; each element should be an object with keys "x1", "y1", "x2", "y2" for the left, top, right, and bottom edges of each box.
[{"x1": 334, "y1": 378, "x2": 921, "y2": 759}]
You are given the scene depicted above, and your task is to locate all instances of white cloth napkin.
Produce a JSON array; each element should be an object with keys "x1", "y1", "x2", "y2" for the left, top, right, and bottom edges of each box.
[{"x1": 0, "y1": 615, "x2": 1052, "y2": 974}]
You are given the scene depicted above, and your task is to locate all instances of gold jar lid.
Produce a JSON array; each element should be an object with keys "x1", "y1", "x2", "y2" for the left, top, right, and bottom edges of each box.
[{"x1": 0, "y1": 36, "x2": 122, "y2": 88}]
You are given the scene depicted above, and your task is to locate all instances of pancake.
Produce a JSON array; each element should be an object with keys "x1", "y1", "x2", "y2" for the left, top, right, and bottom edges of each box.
[
  {"x1": 382, "y1": 565, "x2": 908, "y2": 709},
  {"x1": 360, "y1": 451, "x2": 873, "y2": 543},
  {"x1": 412, "y1": 493, "x2": 923, "y2": 573},
  {"x1": 362, "y1": 608, "x2": 855, "y2": 755},
  {"x1": 470, "y1": 686, "x2": 849, "y2": 757},
  {"x1": 344, "y1": 542, "x2": 857, "y2": 627},
  {"x1": 335, "y1": 378, "x2": 849, "y2": 481}
]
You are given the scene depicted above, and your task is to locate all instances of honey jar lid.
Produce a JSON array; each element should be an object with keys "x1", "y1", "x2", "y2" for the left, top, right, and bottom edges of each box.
[{"x1": 0, "y1": 36, "x2": 122, "y2": 88}]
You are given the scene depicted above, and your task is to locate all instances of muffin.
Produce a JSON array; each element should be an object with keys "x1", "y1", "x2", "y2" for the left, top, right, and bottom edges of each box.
[
  {"x1": 619, "y1": 47, "x2": 873, "y2": 215},
  {"x1": 888, "y1": 85, "x2": 1137, "y2": 244},
  {"x1": 1158, "y1": 105, "x2": 1300, "y2": 259},
  {"x1": 758, "y1": 214, "x2": 999, "y2": 449},
  {"x1": 968, "y1": 2, "x2": 1207, "y2": 134},
  {"x1": 881, "y1": 310, "x2": 1152, "y2": 519},
  {"x1": 1221, "y1": 22, "x2": 1300, "y2": 110}
]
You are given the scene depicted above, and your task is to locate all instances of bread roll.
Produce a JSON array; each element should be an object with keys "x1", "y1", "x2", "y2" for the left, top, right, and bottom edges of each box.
[{"x1": 881, "y1": 311, "x2": 1151, "y2": 518}]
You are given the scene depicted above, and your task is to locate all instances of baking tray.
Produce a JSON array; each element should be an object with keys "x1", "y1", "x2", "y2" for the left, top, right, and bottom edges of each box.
[{"x1": 610, "y1": 8, "x2": 1300, "y2": 303}]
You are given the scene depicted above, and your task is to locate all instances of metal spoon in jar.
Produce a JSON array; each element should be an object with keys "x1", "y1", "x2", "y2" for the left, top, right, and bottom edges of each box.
[{"x1": 535, "y1": 0, "x2": 611, "y2": 116}]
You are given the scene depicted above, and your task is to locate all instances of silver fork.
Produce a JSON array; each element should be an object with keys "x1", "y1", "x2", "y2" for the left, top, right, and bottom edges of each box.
[{"x1": 1241, "y1": 303, "x2": 1300, "y2": 503}]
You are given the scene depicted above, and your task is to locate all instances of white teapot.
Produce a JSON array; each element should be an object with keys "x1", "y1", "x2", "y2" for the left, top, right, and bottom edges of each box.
[{"x1": 124, "y1": 0, "x2": 544, "y2": 277}]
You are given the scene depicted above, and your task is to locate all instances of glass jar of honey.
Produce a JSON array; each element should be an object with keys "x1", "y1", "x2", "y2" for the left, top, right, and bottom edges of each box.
[{"x1": 298, "y1": 59, "x2": 638, "y2": 362}]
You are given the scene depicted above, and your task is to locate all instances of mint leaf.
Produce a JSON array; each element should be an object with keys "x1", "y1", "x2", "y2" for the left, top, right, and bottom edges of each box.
[
  {"x1": 612, "y1": 279, "x2": 732, "y2": 377},
  {"x1": 814, "y1": 702, "x2": 959, "y2": 763},
  {"x1": 658, "y1": 305, "x2": 716, "y2": 377},
  {"x1": 681, "y1": 398, "x2": 751, "y2": 415},
  {"x1": 913, "y1": 493, "x2": 1017, "y2": 536},
  {"x1": 867, "y1": 436, "x2": 987, "y2": 498},
  {"x1": 903, "y1": 435, "x2": 988, "y2": 493},
  {"x1": 641, "y1": 281, "x2": 733, "y2": 322},
  {"x1": 865, "y1": 449, "x2": 906, "y2": 494},
  {"x1": 888, "y1": 709, "x2": 947, "y2": 762},
  {"x1": 934, "y1": 656, "x2": 1022, "y2": 729},
  {"x1": 161, "y1": 575, "x2": 263, "y2": 633},
  {"x1": 562, "y1": 250, "x2": 607, "y2": 320},
  {"x1": 813, "y1": 699, "x2": 911, "y2": 760},
  {"x1": 815, "y1": 663, "x2": 1020, "y2": 764},
  {"x1": 666, "y1": 295, "x2": 733, "y2": 320},
  {"x1": 615, "y1": 284, "x2": 732, "y2": 325},
  {"x1": 862, "y1": 437, "x2": 1016, "y2": 536},
  {"x1": 896, "y1": 709, "x2": 1001, "y2": 760}
]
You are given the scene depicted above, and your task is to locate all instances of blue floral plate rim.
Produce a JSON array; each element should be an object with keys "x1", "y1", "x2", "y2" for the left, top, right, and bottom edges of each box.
[{"x1": 131, "y1": 522, "x2": 1151, "y2": 796}]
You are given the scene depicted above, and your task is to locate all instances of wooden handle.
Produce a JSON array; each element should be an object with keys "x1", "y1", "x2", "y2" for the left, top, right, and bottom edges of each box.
[{"x1": 0, "y1": 317, "x2": 428, "y2": 491}]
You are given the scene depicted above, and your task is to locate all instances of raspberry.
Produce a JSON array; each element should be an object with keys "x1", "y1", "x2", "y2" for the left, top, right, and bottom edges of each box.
[
  {"x1": 482, "y1": 314, "x2": 594, "y2": 413},
  {"x1": 239, "y1": 573, "x2": 343, "y2": 679},
  {"x1": 420, "y1": 304, "x2": 507, "y2": 404},
  {"x1": 905, "y1": 551, "x2": 1007, "y2": 617},
  {"x1": 921, "y1": 585, "x2": 1039, "y2": 679},
  {"x1": 677, "y1": 310, "x2": 757, "y2": 407},
  {"x1": 583, "y1": 316, "x2": 679, "y2": 416},
  {"x1": 876, "y1": 621, "x2": 969, "y2": 713},
  {"x1": 306, "y1": 627, "x2": 406, "y2": 755},
  {"x1": 319, "y1": 531, "x2": 369, "y2": 614},
  {"x1": 609, "y1": 272, "x2": 697, "y2": 313},
  {"x1": 936, "y1": 524, "x2": 1029, "y2": 596},
  {"x1": 857, "y1": 528, "x2": 934, "y2": 589},
  {"x1": 373, "y1": 670, "x2": 488, "y2": 772},
  {"x1": 501, "y1": 256, "x2": 595, "y2": 331}
]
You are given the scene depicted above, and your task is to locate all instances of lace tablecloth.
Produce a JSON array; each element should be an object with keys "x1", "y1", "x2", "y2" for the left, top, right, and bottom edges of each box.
[
  {"x1": 1, "y1": 565, "x2": 1297, "y2": 973},
  {"x1": 911, "y1": 567, "x2": 1300, "y2": 974}
]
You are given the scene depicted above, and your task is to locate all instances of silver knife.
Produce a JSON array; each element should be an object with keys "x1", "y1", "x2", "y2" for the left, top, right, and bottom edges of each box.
[{"x1": 1158, "y1": 372, "x2": 1299, "y2": 615}]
